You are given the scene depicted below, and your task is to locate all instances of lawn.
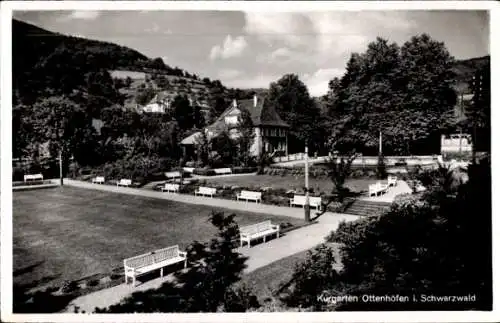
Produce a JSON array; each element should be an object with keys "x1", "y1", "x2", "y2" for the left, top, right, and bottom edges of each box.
[
  {"x1": 204, "y1": 174, "x2": 378, "y2": 194},
  {"x1": 13, "y1": 186, "x2": 304, "y2": 292}
]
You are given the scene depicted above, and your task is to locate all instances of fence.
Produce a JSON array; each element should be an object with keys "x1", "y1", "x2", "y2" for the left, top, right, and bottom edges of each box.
[{"x1": 272, "y1": 154, "x2": 442, "y2": 166}]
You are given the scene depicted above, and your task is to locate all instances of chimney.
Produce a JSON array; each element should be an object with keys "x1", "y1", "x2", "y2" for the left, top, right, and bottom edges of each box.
[
  {"x1": 233, "y1": 99, "x2": 237, "y2": 108},
  {"x1": 254, "y1": 94, "x2": 258, "y2": 107}
]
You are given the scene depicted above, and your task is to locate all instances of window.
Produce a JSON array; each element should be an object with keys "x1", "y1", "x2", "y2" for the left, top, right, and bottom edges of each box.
[{"x1": 225, "y1": 116, "x2": 238, "y2": 125}]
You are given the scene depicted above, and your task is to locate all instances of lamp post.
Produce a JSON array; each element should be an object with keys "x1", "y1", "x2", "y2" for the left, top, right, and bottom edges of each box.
[
  {"x1": 58, "y1": 149, "x2": 63, "y2": 186},
  {"x1": 304, "y1": 144, "x2": 310, "y2": 222}
]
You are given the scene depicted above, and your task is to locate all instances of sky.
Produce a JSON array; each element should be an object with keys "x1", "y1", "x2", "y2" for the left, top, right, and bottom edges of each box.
[{"x1": 14, "y1": 10, "x2": 489, "y2": 97}]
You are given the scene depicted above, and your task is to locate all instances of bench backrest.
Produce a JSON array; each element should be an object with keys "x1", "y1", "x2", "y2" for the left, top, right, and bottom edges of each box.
[
  {"x1": 240, "y1": 190, "x2": 262, "y2": 199},
  {"x1": 164, "y1": 183, "x2": 180, "y2": 190},
  {"x1": 388, "y1": 175, "x2": 397, "y2": 183},
  {"x1": 24, "y1": 174, "x2": 43, "y2": 181},
  {"x1": 309, "y1": 196, "x2": 322, "y2": 206},
  {"x1": 197, "y1": 186, "x2": 216, "y2": 195},
  {"x1": 119, "y1": 179, "x2": 132, "y2": 186},
  {"x1": 95, "y1": 176, "x2": 105, "y2": 182},
  {"x1": 165, "y1": 171, "x2": 181, "y2": 179},
  {"x1": 240, "y1": 220, "x2": 273, "y2": 236},
  {"x1": 214, "y1": 168, "x2": 232, "y2": 175},
  {"x1": 369, "y1": 183, "x2": 381, "y2": 193},
  {"x1": 183, "y1": 167, "x2": 195, "y2": 173},
  {"x1": 292, "y1": 195, "x2": 307, "y2": 205},
  {"x1": 124, "y1": 245, "x2": 180, "y2": 269}
]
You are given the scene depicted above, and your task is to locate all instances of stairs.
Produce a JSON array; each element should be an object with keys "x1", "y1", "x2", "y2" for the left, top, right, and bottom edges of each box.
[{"x1": 343, "y1": 199, "x2": 392, "y2": 217}]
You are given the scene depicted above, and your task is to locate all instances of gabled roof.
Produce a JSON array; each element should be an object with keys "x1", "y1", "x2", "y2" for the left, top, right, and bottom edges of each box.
[{"x1": 207, "y1": 95, "x2": 289, "y2": 131}]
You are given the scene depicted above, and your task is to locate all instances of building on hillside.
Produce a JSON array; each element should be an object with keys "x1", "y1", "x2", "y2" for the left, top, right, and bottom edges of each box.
[
  {"x1": 180, "y1": 94, "x2": 289, "y2": 158},
  {"x1": 141, "y1": 91, "x2": 211, "y2": 115}
]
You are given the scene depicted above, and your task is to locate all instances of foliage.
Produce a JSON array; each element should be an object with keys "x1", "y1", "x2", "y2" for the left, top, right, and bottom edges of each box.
[
  {"x1": 211, "y1": 130, "x2": 237, "y2": 167},
  {"x1": 267, "y1": 74, "x2": 322, "y2": 153},
  {"x1": 194, "y1": 130, "x2": 211, "y2": 167},
  {"x1": 236, "y1": 108, "x2": 256, "y2": 167},
  {"x1": 325, "y1": 34, "x2": 457, "y2": 155},
  {"x1": 96, "y1": 212, "x2": 256, "y2": 313},
  {"x1": 324, "y1": 158, "x2": 491, "y2": 310},
  {"x1": 280, "y1": 244, "x2": 339, "y2": 310}
]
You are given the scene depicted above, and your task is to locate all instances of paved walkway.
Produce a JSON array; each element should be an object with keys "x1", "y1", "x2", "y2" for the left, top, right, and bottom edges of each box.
[
  {"x1": 61, "y1": 178, "x2": 310, "y2": 219},
  {"x1": 60, "y1": 178, "x2": 360, "y2": 312}
]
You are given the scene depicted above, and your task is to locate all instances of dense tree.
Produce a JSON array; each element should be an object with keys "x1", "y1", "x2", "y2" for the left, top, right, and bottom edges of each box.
[
  {"x1": 236, "y1": 108, "x2": 255, "y2": 167},
  {"x1": 211, "y1": 130, "x2": 236, "y2": 167},
  {"x1": 326, "y1": 34, "x2": 457, "y2": 155},
  {"x1": 267, "y1": 74, "x2": 322, "y2": 153},
  {"x1": 172, "y1": 95, "x2": 195, "y2": 130},
  {"x1": 30, "y1": 96, "x2": 99, "y2": 166},
  {"x1": 324, "y1": 157, "x2": 492, "y2": 310},
  {"x1": 465, "y1": 64, "x2": 490, "y2": 154}
]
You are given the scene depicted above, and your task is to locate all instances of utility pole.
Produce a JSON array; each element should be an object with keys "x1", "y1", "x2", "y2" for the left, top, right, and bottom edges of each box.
[
  {"x1": 304, "y1": 144, "x2": 310, "y2": 222},
  {"x1": 59, "y1": 149, "x2": 63, "y2": 186},
  {"x1": 379, "y1": 131, "x2": 382, "y2": 156}
]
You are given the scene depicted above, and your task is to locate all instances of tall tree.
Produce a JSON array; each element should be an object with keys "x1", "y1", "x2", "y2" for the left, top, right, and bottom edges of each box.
[
  {"x1": 267, "y1": 74, "x2": 321, "y2": 153},
  {"x1": 172, "y1": 95, "x2": 195, "y2": 130},
  {"x1": 466, "y1": 64, "x2": 490, "y2": 154},
  {"x1": 236, "y1": 108, "x2": 255, "y2": 167},
  {"x1": 326, "y1": 34, "x2": 457, "y2": 155}
]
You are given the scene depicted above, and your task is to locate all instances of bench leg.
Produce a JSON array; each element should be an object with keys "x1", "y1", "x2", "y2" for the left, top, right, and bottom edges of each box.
[
  {"x1": 132, "y1": 275, "x2": 136, "y2": 287},
  {"x1": 184, "y1": 259, "x2": 187, "y2": 268},
  {"x1": 263, "y1": 235, "x2": 266, "y2": 243},
  {"x1": 160, "y1": 268, "x2": 163, "y2": 277}
]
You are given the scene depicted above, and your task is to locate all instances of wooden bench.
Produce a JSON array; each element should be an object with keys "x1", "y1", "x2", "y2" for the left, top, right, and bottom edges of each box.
[
  {"x1": 92, "y1": 176, "x2": 105, "y2": 184},
  {"x1": 117, "y1": 179, "x2": 132, "y2": 187},
  {"x1": 387, "y1": 175, "x2": 398, "y2": 187},
  {"x1": 236, "y1": 190, "x2": 262, "y2": 203},
  {"x1": 124, "y1": 245, "x2": 187, "y2": 287},
  {"x1": 194, "y1": 186, "x2": 216, "y2": 198},
  {"x1": 369, "y1": 181, "x2": 389, "y2": 197},
  {"x1": 240, "y1": 220, "x2": 280, "y2": 248},
  {"x1": 24, "y1": 173, "x2": 43, "y2": 182},
  {"x1": 162, "y1": 183, "x2": 180, "y2": 193},
  {"x1": 213, "y1": 168, "x2": 232, "y2": 175},
  {"x1": 165, "y1": 171, "x2": 182, "y2": 181},
  {"x1": 182, "y1": 167, "x2": 195, "y2": 174},
  {"x1": 289, "y1": 195, "x2": 322, "y2": 210}
]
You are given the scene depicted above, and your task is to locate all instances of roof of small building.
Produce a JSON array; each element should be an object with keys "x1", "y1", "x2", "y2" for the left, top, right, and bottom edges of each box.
[{"x1": 207, "y1": 95, "x2": 289, "y2": 131}]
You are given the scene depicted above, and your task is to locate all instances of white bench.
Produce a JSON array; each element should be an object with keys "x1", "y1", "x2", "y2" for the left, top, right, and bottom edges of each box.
[
  {"x1": 236, "y1": 190, "x2": 262, "y2": 203},
  {"x1": 92, "y1": 176, "x2": 105, "y2": 184},
  {"x1": 124, "y1": 245, "x2": 187, "y2": 287},
  {"x1": 162, "y1": 183, "x2": 180, "y2": 193},
  {"x1": 194, "y1": 186, "x2": 216, "y2": 197},
  {"x1": 182, "y1": 167, "x2": 195, "y2": 173},
  {"x1": 213, "y1": 168, "x2": 232, "y2": 175},
  {"x1": 240, "y1": 220, "x2": 280, "y2": 248},
  {"x1": 369, "y1": 181, "x2": 389, "y2": 197},
  {"x1": 24, "y1": 173, "x2": 43, "y2": 182},
  {"x1": 165, "y1": 171, "x2": 182, "y2": 180},
  {"x1": 387, "y1": 175, "x2": 398, "y2": 187},
  {"x1": 117, "y1": 179, "x2": 132, "y2": 187},
  {"x1": 289, "y1": 195, "x2": 322, "y2": 210}
]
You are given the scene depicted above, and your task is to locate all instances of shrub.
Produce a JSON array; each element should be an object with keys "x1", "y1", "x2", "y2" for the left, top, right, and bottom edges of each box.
[
  {"x1": 13, "y1": 166, "x2": 25, "y2": 181},
  {"x1": 86, "y1": 279, "x2": 99, "y2": 287},
  {"x1": 232, "y1": 166, "x2": 258, "y2": 174},
  {"x1": 60, "y1": 280, "x2": 79, "y2": 294},
  {"x1": 193, "y1": 168, "x2": 216, "y2": 176}
]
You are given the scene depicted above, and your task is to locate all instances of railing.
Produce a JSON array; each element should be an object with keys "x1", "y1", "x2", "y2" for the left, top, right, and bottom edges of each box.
[{"x1": 273, "y1": 154, "x2": 442, "y2": 166}]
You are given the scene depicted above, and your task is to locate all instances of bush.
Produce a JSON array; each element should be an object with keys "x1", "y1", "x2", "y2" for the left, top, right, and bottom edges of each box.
[
  {"x1": 193, "y1": 168, "x2": 216, "y2": 176},
  {"x1": 232, "y1": 166, "x2": 258, "y2": 174},
  {"x1": 13, "y1": 166, "x2": 25, "y2": 181},
  {"x1": 86, "y1": 279, "x2": 99, "y2": 287},
  {"x1": 60, "y1": 280, "x2": 79, "y2": 294}
]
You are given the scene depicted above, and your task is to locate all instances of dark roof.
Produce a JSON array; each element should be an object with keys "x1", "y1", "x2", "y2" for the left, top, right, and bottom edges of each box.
[{"x1": 207, "y1": 95, "x2": 289, "y2": 131}]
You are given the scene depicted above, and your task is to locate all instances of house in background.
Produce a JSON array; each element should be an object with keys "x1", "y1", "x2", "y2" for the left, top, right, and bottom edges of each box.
[{"x1": 181, "y1": 94, "x2": 289, "y2": 158}]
